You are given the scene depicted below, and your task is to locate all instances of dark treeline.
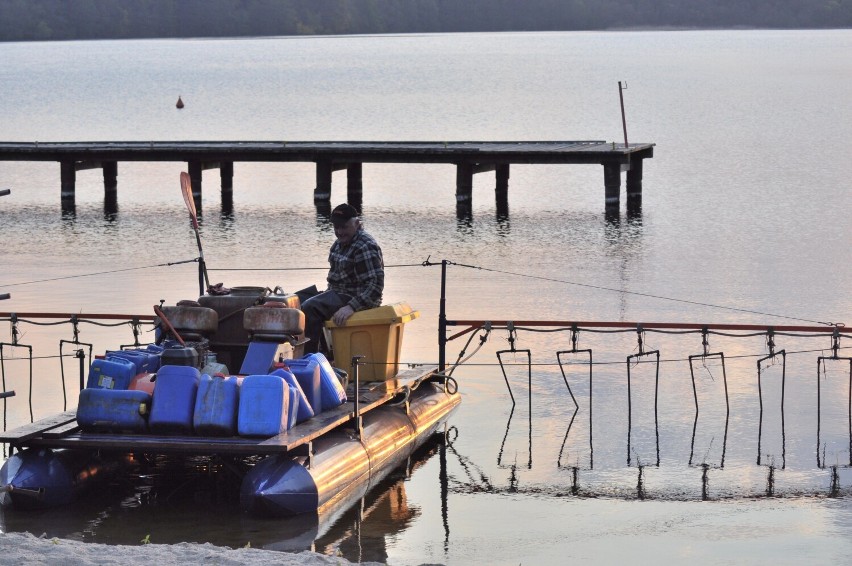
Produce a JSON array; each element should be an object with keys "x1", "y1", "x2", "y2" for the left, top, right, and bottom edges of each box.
[{"x1": 1, "y1": 0, "x2": 850, "y2": 42}]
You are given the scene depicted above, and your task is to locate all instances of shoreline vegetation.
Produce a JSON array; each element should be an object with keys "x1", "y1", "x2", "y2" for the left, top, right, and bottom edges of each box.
[{"x1": 1, "y1": 0, "x2": 850, "y2": 42}]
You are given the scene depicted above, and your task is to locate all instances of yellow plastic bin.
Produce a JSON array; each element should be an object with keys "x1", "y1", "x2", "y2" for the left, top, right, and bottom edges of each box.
[{"x1": 325, "y1": 302, "x2": 419, "y2": 382}]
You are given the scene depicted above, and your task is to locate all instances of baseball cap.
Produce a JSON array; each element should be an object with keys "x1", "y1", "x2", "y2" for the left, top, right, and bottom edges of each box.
[{"x1": 330, "y1": 203, "x2": 359, "y2": 226}]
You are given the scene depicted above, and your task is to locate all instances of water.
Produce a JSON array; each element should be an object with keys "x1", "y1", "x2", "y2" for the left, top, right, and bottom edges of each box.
[{"x1": 1, "y1": 30, "x2": 851, "y2": 564}]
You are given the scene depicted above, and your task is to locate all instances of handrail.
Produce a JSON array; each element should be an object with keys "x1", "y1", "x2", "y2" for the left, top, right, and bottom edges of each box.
[
  {"x1": 444, "y1": 320, "x2": 849, "y2": 349},
  {"x1": 0, "y1": 313, "x2": 156, "y2": 321}
]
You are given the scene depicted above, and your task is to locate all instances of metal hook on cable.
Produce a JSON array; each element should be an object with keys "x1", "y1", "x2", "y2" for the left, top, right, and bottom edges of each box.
[
  {"x1": 496, "y1": 321, "x2": 532, "y2": 408},
  {"x1": 506, "y1": 321, "x2": 517, "y2": 352},
  {"x1": 10, "y1": 313, "x2": 18, "y2": 347}
]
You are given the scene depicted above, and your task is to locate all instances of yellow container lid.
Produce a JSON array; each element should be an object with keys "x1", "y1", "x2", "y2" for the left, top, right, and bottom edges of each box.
[{"x1": 326, "y1": 302, "x2": 420, "y2": 328}]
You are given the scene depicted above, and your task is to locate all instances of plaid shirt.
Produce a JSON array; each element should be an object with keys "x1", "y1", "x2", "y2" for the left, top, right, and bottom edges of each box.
[{"x1": 327, "y1": 229, "x2": 384, "y2": 311}]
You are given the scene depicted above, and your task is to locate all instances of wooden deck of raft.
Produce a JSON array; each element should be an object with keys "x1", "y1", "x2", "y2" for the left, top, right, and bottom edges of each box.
[{"x1": 0, "y1": 366, "x2": 437, "y2": 456}]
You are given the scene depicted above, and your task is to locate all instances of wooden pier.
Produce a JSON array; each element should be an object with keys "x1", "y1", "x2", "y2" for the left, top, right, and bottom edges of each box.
[{"x1": 0, "y1": 140, "x2": 654, "y2": 213}]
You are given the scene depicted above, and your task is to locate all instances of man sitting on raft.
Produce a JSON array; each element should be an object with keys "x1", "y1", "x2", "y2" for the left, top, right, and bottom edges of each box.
[{"x1": 300, "y1": 203, "x2": 384, "y2": 355}]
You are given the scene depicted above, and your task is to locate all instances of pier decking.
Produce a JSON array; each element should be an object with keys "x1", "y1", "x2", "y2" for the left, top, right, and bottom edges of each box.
[{"x1": 0, "y1": 140, "x2": 654, "y2": 213}]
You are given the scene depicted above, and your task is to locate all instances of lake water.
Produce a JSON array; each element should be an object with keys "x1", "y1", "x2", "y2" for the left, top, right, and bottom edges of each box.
[{"x1": 1, "y1": 30, "x2": 851, "y2": 564}]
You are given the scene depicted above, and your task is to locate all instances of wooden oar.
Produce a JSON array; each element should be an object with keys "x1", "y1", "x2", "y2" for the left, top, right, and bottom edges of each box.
[
  {"x1": 180, "y1": 172, "x2": 210, "y2": 291},
  {"x1": 154, "y1": 304, "x2": 186, "y2": 347}
]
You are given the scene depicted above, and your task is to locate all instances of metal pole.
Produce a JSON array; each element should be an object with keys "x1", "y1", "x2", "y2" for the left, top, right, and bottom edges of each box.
[
  {"x1": 1, "y1": 190, "x2": 8, "y2": 300},
  {"x1": 619, "y1": 81, "x2": 629, "y2": 148},
  {"x1": 76, "y1": 349, "x2": 86, "y2": 391},
  {"x1": 439, "y1": 260, "x2": 448, "y2": 372},
  {"x1": 351, "y1": 355, "x2": 364, "y2": 439}
]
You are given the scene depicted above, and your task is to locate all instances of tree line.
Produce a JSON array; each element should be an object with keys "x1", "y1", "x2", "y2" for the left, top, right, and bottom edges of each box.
[{"x1": 1, "y1": 0, "x2": 850, "y2": 42}]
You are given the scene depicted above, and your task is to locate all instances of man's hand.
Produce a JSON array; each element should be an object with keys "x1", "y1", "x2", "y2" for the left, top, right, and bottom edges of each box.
[{"x1": 332, "y1": 305, "x2": 355, "y2": 326}]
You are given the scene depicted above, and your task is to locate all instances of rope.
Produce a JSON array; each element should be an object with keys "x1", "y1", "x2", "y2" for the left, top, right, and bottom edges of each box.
[
  {"x1": 446, "y1": 261, "x2": 842, "y2": 328},
  {"x1": 0, "y1": 258, "x2": 200, "y2": 288},
  {"x1": 208, "y1": 262, "x2": 434, "y2": 272}
]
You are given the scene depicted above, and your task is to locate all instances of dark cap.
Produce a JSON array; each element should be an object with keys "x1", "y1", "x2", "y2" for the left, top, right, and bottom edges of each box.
[{"x1": 330, "y1": 203, "x2": 359, "y2": 226}]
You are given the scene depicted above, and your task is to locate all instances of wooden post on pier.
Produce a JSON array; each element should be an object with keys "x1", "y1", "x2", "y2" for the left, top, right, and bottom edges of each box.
[
  {"x1": 496, "y1": 164, "x2": 510, "y2": 213},
  {"x1": 102, "y1": 161, "x2": 117, "y2": 196},
  {"x1": 626, "y1": 158, "x2": 643, "y2": 201},
  {"x1": 220, "y1": 161, "x2": 233, "y2": 197},
  {"x1": 455, "y1": 163, "x2": 473, "y2": 204},
  {"x1": 188, "y1": 161, "x2": 203, "y2": 205},
  {"x1": 315, "y1": 161, "x2": 360, "y2": 203},
  {"x1": 60, "y1": 160, "x2": 76, "y2": 204},
  {"x1": 347, "y1": 163, "x2": 363, "y2": 207},
  {"x1": 603, "y1": 162, "x2": 621, "y2": 211},
  {"x1": 314, "y1": 161, "x2": 333, "y2": 201},
  {"x1": 457, "y1": 162, "x2": 512, "y2": 215}
]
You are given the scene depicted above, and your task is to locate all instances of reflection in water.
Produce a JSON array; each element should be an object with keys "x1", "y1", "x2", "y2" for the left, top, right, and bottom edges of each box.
[
  {"x1": 103, "y1": 194, "x2": 118, "y2": 219},
  {"x1": 496, "y1": 345, "x2": 532, "y2": 470},
  {"x1": 816, "y1": 355, "x2": 852, "y2": 469},
  {"x1": 627, "y1": 348, "x2": 660, "y2": 467},
  {"x1": 688, "y1": 351, "x2": 730, "y2": 470},
  {"x1": 0, "y1": 437, "x2": 448, "y2": 563},
  {"x1": 495, "y1": 211, "x2": 510, "y2": 237},
  {"x1": 556, "y1": 346, "x2": 592, "y2": 471},
  {"x1": 757, "y1": 350, "x2": 787, "y2": 470}
]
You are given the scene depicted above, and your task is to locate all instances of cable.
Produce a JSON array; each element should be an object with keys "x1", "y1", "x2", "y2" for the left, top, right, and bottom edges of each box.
[
  {"x1": 208, "y1": 262, "x2": 435, "y2": 272},
  {"x1": 0, "y1": 258, "x2": 199, "y2": 288},
  {"x1": 447, "y1": 261, "x2": 842, "y2": 327}
]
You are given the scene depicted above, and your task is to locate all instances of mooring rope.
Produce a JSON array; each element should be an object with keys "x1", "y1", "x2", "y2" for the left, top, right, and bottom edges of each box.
[
  {"x1": 444, "y1": 260, "x2": 842, "y2": 328},
  {"x1": 0, "y1": 258, "x2": 200, "y2": 288}
]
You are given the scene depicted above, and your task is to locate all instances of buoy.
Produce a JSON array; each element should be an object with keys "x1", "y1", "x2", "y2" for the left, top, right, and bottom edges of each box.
[{"x1": 176, "y1": 96, "x2": 184, "y2": 109}]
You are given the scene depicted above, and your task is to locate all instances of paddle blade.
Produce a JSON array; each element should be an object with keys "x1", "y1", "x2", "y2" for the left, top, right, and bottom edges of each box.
[{"x1": 180, "y1": 171, "x2": 199, "y2": 229}]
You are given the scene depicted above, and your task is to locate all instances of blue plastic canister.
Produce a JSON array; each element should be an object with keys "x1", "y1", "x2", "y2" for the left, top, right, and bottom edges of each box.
[
  {"x1": 304, "y1": 352, "x2": 346, "y2": 409},
  {"x1": 149, "y1": 365, "x2": 200, "y2": 434},
  {"x1": 287, "y1": 385, "x2": 299, "y2": 430},
  {"x1": 105, "y1": 350, "x2": 150, "y2": 374},
  {"x1": 238, "y1": 375, "x2": 290, "y2": 437},
  {"x1": 76, "y1": 388, "x2": 151, "y2": 433},
  {"x1": 284, "y1": 358, "x2": 323, "y2": 414},
  {"x1": 270, "y1": 369, "x2": 315, "y2": 423},
  {"x1": 87, "y1": 357, "x2": 137, "y2": 390},
  {"x1": 193, "y1": 374, "x2": 239, "y2": 436},
  {"x1": 112, "y1": 347, "x2": 162, "y2": 373}
]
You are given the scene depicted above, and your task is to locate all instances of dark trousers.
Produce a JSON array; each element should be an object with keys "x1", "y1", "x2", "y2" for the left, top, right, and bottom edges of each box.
[{"x1": 300, "y1": 290, "x2": 351, "y2": 355}]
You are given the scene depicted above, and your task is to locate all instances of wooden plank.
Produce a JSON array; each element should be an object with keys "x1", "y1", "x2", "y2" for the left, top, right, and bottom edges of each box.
[
  {"x1": 30, "y1": 432, "x2": 279, "y2": 455},
  {"x1": 0, "y1": 141, "x2": 655, "y2": 166},
  {"x1": 41, "y1": 421, "x2": 81, "y2": 439},
  {"x1": 0, "y1": 410, "x2": 77, "y2": 444},
  {"x1": 259, "y1": 365, "x2": 437, "y2": 451},
  {"x1": 18, "y1": 367, "x2": 438, "y2": 456}
]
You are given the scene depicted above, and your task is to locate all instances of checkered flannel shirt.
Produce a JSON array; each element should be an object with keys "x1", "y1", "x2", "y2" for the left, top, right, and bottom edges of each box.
[{"x1": 327, "y1": 229, "x2": 384, "y2": 311}]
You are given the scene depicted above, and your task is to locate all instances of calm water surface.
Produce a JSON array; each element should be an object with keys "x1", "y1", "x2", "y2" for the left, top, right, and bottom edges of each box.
[{"x1": 0, "y1": 30, "x2": 851, "y2": 564}]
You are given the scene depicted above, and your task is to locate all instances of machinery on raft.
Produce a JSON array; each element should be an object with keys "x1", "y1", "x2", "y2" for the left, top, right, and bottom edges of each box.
[{"x1": 0, "y1": 287, "x2": 459, "y2": 518}]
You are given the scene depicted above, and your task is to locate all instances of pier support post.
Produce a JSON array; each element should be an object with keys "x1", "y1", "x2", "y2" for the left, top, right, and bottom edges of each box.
[
  {"x1": 314, "y1": 161, "x2": 334, "y2": 201},
  {"x1": 603, "y1": 162, "x2": 621, "y2": 212},
  {"x1": 496, "y1": 164, "x2": 510, "y2": 216},
  {"x1": 60, "y1": 161, "x2": 76, "y2": 204},
  {"x1": 220, "y1": 161, "x2": 233, "y2": 198},
  {"x1": 102, "y1": 161, "x2": 117, "y2": 196},
  {"x1": 188, "y1": 161, "x2": 203, "y2": 202},
  {"x1": 626, "y1": 158, "x2": 643, "y2": 201},
  {"x1": 347, "y1": 163, "x2": 363, "y2": 209},
  {"x1": 456, "y1": 163, "x2": 473, "y2": 217}
]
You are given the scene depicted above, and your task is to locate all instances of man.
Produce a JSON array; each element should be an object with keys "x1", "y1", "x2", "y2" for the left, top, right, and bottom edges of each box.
[{"x1": 300, "y1": 203, "x2": 384, "y2": 355}]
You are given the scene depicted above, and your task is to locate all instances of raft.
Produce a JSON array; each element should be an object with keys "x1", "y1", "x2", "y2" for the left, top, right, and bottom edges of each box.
[{"x1": 0, "y1": 293, "x2": 459, "y2": 517}]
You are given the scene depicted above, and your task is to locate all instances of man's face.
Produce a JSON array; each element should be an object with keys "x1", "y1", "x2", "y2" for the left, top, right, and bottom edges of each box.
[{"x1": 334, "y1": 218, "x2": 360, "y2": 245}]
